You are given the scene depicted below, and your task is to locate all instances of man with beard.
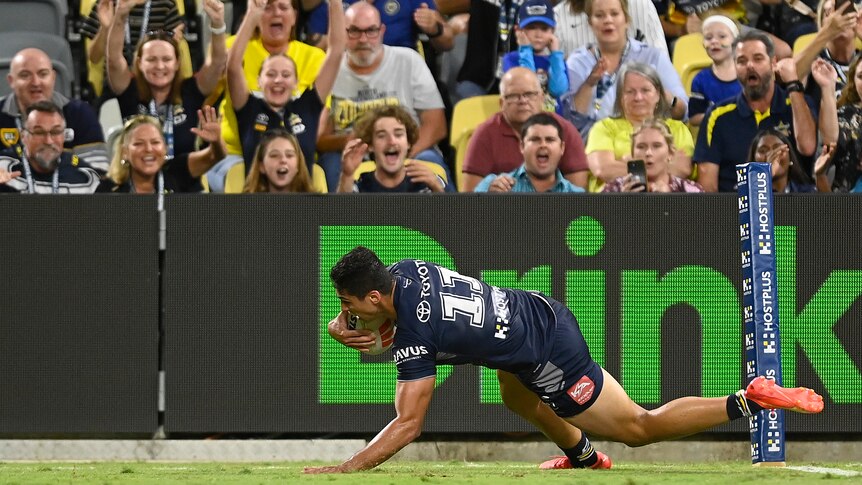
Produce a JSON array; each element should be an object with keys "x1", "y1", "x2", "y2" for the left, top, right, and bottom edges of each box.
[
  {"x1": 0, "y1": 48, "x2": 108, "y2": 174},
  {"x1": 0, "y1": 101, "x2": 101, "y2": 193},
  {"x1": 694, "y1": 30, "x2": 818, "y2": 192},
  {"x1": 474, "y1": 113, "x2": 584, "y2": 193},
  {"x1": 317, "y1": 1, "x2": 449, "y2": 192}
]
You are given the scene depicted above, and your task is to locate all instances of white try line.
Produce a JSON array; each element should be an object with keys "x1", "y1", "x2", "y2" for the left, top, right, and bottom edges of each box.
[{"x1": 785, "y1": 466, "x2": 861, "y2": 477}]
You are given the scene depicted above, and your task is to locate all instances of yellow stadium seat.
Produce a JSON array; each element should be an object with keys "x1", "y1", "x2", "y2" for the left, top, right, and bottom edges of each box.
[
  {"x1": 353, "y1": 160, "x2": 449, "y2": 184},
  {"x1": 792, "y1": 33, "x2": 816, "y2": 55},
  {"x1": 223, "y1": 161, "x2": 247, "y2": 193},
  {"x1": 450, "y1": 95, "x2": 500, "y2": 192},
  {"x1": 218, "y1": 161, "x2": 327, "y2": 193},
  {"x1": 794, "y1": 33, "x2": 862, "y2": 55},
  {"x1": 312, "y1": 164, "x2": 328, "y2": 193},
  {"x1": 672, "y1": 33, "x2": 712, "y2": 95}
]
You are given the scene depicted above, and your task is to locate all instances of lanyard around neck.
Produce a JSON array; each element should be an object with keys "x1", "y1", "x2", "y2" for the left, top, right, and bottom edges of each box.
[
  {"x1": 149, "y1": 99, "x2": 175, "y2": 159},
  {"x1": 129, "y1": 170, "x2": 165, "y2": 209},
  {"x1": 125, "y1": 0, "x2": 152, "y2": 46},
  {"x1": 18, "y1": 147, "x2": 60, "y2": 194}
]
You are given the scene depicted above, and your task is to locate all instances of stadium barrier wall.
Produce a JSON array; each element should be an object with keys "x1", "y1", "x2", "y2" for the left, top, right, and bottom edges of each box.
[{"x1": 2, "y1": 195, "x2": 860, "y2": 436}]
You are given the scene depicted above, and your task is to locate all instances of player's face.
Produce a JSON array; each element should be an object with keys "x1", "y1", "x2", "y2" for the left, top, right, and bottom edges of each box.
[
  {"x1": 8, "y1": 51, "x2": 56, "y2": 110},
  {"x1": 588, "y1": 0, "x2": 628, "y2": 46},
  {"x1": 124, "y1": 123, "x2": 167, "y2": 179},
  {"x1": 735, "y1": 40, "x2": 774, "y2": 101},
  {"x1": 500, "y1": 74, "x2": 543, "y2": 125},
  {"x1": 521, "y1": 123, "x2": 564, "y2": 180},
  {"x1": 138, "y1": 40, "x2": 179, "y2": 91},
  {"x1": 336, "y1": 289, "x2": 380, "y2": 321},
  {"x1": 702, "y1": 23, "x2": 734, "y2": 63},
  {"x1": 522, "y1": 23, "x2": 554, "y2": 52},
  {"x1": 259, "y1": 0, "x2": 296, "y2": 46},
  {"x1": 632, "y1": 128, "x2": 671, "y2": 181},
  {"x1": 259, "y1": 56, "x2": 296, "y2": 108},
  {"x1": 22, "y1": 110, "x2": 64, "y2": 173},
  {"x1": 621, "y1": 72, "x2": 660, "y2": 122},
  {"x1": 260, "y1": 136, "x2": 299, "y2": 191},
  {"x1": 371, "y1": 117, "x2": 410, "y2": 175}
]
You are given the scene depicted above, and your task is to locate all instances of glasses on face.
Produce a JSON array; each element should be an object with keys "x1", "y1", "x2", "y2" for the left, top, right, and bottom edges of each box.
[
  {"x1": 25, "y1": 128, "x2": 65, "y2": 138},
  {"x1": 346, "y1": 26, "x2": 382, "y2": 39},
  {"x1": 502, "y1": 91, "x2": 540, "y2": 102}
]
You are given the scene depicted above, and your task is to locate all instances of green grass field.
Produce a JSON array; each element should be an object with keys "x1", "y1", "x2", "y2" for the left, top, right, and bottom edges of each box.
[{"x1": 0, "y1": 461, "x2": 860, "y2": 484}]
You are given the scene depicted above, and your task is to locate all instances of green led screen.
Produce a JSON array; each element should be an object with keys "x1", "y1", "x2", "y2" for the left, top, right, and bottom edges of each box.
[{"x1": 160, "y1": 194, "x2": 861, "y2": 434}]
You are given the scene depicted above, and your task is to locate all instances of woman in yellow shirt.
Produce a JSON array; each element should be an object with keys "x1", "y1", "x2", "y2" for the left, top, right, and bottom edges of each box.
[{"x1": 584, "y1": 61, "x2": 694, "y2": 191}]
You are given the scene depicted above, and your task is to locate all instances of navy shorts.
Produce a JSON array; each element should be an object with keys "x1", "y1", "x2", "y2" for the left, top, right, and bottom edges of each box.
[{"x1": 517, "y1": 296, "x2": 604, "y2": 418}]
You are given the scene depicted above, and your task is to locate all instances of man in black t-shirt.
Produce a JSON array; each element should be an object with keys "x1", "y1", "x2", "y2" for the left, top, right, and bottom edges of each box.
[{"x1": 337, "y1": 106, "x2": 452, "y2": 193}]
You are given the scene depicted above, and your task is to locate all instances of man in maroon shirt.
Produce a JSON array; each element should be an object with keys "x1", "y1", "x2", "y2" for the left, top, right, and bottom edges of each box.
[{"x1": 462, "y1": 67, "x2": 588, "y2": 192}]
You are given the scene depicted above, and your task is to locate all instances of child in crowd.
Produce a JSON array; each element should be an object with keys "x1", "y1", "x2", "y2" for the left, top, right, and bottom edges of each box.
[
  {"x1": 688, "y1": 14, "x2": 743, "y2": 126},
  {"x1": 502, "y1": 0, "x2": 569, "y2": 114}
]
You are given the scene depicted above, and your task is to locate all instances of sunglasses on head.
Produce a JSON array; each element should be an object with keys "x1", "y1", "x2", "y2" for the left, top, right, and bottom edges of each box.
[{"x1": 145, "y1": 30, "x2": 175, "y2": 39}]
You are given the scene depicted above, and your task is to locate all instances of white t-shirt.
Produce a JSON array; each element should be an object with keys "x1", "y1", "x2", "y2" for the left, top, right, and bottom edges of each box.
[{"x1": 330, "y1": 45, "x2": 445, "y2": 133}]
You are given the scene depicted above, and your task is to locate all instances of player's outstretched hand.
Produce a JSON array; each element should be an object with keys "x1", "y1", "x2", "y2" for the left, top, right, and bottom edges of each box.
[
  {"x1": 328, "y1": 311, "x2": 377, "y2": 352},
  {"x1": 303, "y1": 465, "x2": 345, "y2": 474}
]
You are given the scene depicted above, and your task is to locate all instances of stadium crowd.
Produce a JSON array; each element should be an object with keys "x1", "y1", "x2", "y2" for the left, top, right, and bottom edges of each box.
[{"x1": 0, "y1": 0, "x2": 860, "y2": 194}]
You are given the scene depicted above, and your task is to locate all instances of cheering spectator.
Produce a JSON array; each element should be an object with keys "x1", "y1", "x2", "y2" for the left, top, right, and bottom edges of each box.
[
  {"x1": 106, "y1": 0, "x2": 227, "y2": 163},
  {"x1": 564, "y1": 0, "x2": 686, "y2": 136},
  {"x1": 474, "y1": 113, "x2": 585, "y2": 193},
  {"x1": 554, "y1": 0, "x2": 667, "y2": 56},
  {"x1": 243, "y1": 129, "x2": 317, "y2": 193},
  {"x1": 97, "y1": 106, "x2": 226, "y2": 193},
  {"x1": 337, "y1": 106, "x2": 451, "y2": 193},
  {"x1": 227, "y1": 0, "x2": 344, "y2": 176},
  {"x1": 747, "y1": 127, "x2": 818, "y2": 193},
  {"x1": 688, "y1": 15, "x2": 742, "y2": 126},
  {"x1": 0, "y1": 102, "x2": 100, "y2": 194}
]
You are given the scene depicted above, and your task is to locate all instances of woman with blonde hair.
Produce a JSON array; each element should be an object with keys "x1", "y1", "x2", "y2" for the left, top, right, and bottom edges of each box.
[
  {"x1": 602, "y1": 118, "x2": 703, "y2": 192},
  {"x1": 97, "y1": 106, "x2": 225, "y2": 193},
  {"x1": 243, "y1": 129, "x2": 316, "y2": 193}
]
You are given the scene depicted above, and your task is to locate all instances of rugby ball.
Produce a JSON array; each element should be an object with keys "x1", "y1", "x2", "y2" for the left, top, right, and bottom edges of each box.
[{"x1": 348, "y1": 313, "x2": 396, "y2": 355}]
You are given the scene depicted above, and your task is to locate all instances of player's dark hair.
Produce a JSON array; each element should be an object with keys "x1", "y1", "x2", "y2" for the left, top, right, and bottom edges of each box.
[
  {"x1": 330, "y1": 246, "x2": 394, "y2": 297},
  {"x1": 733, "y1": 30, "x2": 774, "y2": 58},
  {"x1": 519, "y1": 112, "x2": 562, "y2": 140}
]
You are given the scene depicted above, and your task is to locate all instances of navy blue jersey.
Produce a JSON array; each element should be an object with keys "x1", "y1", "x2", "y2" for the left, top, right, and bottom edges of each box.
[{"x1": 389, "y1": 260, "x2": 557, "y2": 381}]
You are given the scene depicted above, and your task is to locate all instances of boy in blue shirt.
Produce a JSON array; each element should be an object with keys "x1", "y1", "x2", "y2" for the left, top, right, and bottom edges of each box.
[{"x1": 502, "y1": 0, "x2": 568, "y2": 114}]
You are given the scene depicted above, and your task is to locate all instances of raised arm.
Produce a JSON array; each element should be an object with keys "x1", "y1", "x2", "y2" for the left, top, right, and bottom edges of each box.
[
  {"x1": 106, "y1": 0, "x2": 145, "y2": 94},
  {"x1": 414, "y1": 2, "x2": 455, "y2": 52},
  {"x1": 337, "y1": 138, "x2": 368, "y2": 193},
  {"x1": 227, "y1": 0, "x2": 267, "y2": 110},
  {"x1": 776, "y1": 59, "x2": 816, "y2": 156},
  {"x1": 87, "y1": 0, "x2": 114, "y2": 64},
  {"x1": 304, "y1": 377, "x2": 436, "y2": 473},
  {"x1": 194, "y1": 0, "x2": 229, "y2": 96},
  {"x1": 794, "y1": 3, "x2": 857, "y2": 83},
  {"x1": 313, "y1": 0, "x2": 346, "y2": 102},
  {"x1": 811, "y1": 59, "x2": 839, "y2": 145},
  {"x1": 187, "y1": 106, "x2": 228, "y2": 177}
]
